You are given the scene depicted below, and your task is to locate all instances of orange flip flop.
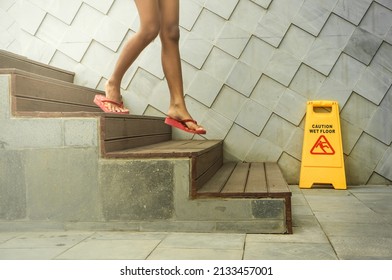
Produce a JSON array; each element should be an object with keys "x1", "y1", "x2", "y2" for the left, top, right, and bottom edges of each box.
[
  {"x1": 165, "y1": 117, "x2": 206, "y2": 134},
  {"x1": 94, "y1": 94, "x2": 129, "y2": 114}
]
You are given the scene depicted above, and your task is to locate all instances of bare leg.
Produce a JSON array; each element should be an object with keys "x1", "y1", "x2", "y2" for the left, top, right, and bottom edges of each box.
[
  {"x1": 105, "y1": 0, "x2": 160, "y2": 113},
  {"x1": 159, "y1": 0, "x2": 205, "y2": 133}
]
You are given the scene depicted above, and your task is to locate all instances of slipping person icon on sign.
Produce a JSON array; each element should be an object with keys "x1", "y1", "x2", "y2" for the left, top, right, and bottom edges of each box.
[{"x1": 310, "y1": 135, "x2": 335, "y2": 155}]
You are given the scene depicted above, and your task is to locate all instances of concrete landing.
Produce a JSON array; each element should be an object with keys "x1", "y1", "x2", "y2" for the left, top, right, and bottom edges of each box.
[{"x1": 1, "y1": 185, "x2": 392, "y2": 260}]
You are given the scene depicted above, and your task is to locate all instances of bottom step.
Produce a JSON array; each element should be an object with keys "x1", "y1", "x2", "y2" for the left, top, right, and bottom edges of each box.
[
  {"x1": 1, "y1": 140, "x2": 291, "y2": 233},
  {"x1": 195, "y1": 162, "x2": 292, "y2": 234}
]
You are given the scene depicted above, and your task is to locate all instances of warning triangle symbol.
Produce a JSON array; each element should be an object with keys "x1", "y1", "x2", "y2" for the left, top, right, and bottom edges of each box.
[{"x1": 310, "y1": 135, "x2": 335, "y2": 155}]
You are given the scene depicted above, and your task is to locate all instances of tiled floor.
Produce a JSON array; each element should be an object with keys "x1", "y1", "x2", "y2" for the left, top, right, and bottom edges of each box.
[{"x1": 1, "y1": 185, "x2": 392, "y2": 260}]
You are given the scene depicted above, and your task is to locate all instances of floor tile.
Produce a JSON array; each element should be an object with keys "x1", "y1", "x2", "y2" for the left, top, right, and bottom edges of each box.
[
  {"x1": 303, "y1": 195, "x2": 373, "y2": 213},
  {"x1": 292, "y1": 204, "x2": 314, "y2": 216},
  {"x1": 158, "y1": 233, "x2": 245, "y2": 250},
  {"x1": 1, "y1": 185, "x2": 391, "y2": 261},
  {"x1": 329, "y1": 236, "x2": 392, "y2": 260},
  {"x1": 0, "y1": 231, "x2": 92, "y2": 249},
  {"x1": 0, "y1": 247, "x2": 67, "y2": 260},
  {"x1": 56, "y1": 239, "x2": 161, "y2": 260},
  {"x1": 314, "y1": 211, "x2": 388, "y2": 224},
  {"x1": 0, "y1": 233, "x2": 20, "y2": 244},
  {"x1": 354, "y1": 193, "x2": 392, "y2": 214},
  {"x1": 90, "y1": 232, "x2": 168, "y2": 241},
  {"x1": 147, "y1": 248, "x2": 243, "y2": 260},
  {"x1": 320, "y1": 222, "x2": 392, "y2": 238},
  {"x1": 243, "y1": 242, "x2": 337, "y2": 260},
  {"x1": 247, "y1": 220, "x2": 329, "y2": 244}
]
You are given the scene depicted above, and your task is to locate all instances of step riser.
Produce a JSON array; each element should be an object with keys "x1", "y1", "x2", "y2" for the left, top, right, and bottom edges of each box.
[{"x1": 101, "y1": 116, "x2": 171, "y2": 154}]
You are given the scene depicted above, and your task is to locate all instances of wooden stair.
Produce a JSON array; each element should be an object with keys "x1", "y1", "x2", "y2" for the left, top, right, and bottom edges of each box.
[
  {"x1": 196, "y1": 162, "x2": 292, "y2": 233},
  {"x1": 0, "y1": 50, "x2": 74, "y2": 82},
  {"x1": 0, "y1": 50, "x2": 292, "y2": 234},
  {"x1": 2, "y1": 67, "x2": 223, "y2": 194}
]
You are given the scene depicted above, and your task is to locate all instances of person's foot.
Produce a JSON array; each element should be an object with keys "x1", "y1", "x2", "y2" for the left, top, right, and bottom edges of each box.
[
  {"x1": 104, "y1": 80, "x2": 129, "y2": 113},
  {"x1": 167, "y1": 106, "x2": 206, "y2": 134}
]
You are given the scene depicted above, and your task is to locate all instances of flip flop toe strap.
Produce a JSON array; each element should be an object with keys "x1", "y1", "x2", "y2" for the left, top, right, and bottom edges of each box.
[
  {"x1": 101, "y1": 99, "x2": 125, "y2": 108},
  {"x1": 180, "y1": 119, "x2": 206, "y2": 133},
  {"x1": 178, "y1": 119, "x2": 197, "y2": 125}
]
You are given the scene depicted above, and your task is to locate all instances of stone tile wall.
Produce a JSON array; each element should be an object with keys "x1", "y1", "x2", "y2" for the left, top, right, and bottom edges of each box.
[{"x1": 1, "y1": 0, "x2": 392, "y2": 185}]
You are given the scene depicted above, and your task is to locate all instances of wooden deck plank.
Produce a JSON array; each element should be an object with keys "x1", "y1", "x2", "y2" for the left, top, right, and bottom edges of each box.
[
  {"x1": 116, "y1": 141, "x2": 206, "y2": 154},
  {"x1": 14, "y1": 75, "x2": 99, "y2": 105},
  {"x1": 265, "y1": 162, "x2": 290, "y2": 193},
  {"x1": 195, "y1": 161, "x2": 292, "y2": 234},
  {"x1": 192, "y1": 154, "x2": 223, "y2": 192},
  {"x1": 105, "y1": 140, "x2": 222, "y2": 158},
  {"x1": 183, "y1": 141, "x2": 222, "y2": 149},
  {"x1": 194, "y1": 142, "x2": 223, "y2": 179},
  {"x1": 221, "y1": 162, "x2": 249, "y2": 193},
  {"x1": 198, "y1": 162, "x2": 236, "y2": 193},
  {"x1": 245, "y1": 162, "x2": 268, "y2": 193},
  {"x1": 9, "y1": 72, "x2": 102, "y2": 113},
  {"x1": 104, "y1": 135, "x2": 172, "y2": 154},
  {"x1": 14, "y1": 97, "x2": 100, "y2": 112},
  {"x1": 196, "y1": 161, "x2": 291, "y2": 198}
]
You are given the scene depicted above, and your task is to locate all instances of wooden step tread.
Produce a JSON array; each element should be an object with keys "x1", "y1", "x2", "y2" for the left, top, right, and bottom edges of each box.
[
  {"x1": 2, "y1": 67, "x2": 173, "y2": 153},
  {"x1": 197, "y1": 161, "x2": 292, "y2": 234},
  {"x1": 2, "y1": 68, "x2": 102, "y2": 114},
  {"x1": 105, "y1": 140, "x2": 222, "y2": 158},
  {"x1": 197, "y1": 162, "x2": 291, "y2": 198},
  {"x1": 0, "y1": 50, "x2": 74, "y2": 82}
]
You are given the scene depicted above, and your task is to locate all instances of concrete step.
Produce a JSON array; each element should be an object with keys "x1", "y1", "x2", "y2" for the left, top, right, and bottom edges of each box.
[
  {"x1": 0, "y1": 50, "x2": 74, "y2": 83},
  {"x1": 105, "y1": 139, "x2": 224, "y2": 197}
]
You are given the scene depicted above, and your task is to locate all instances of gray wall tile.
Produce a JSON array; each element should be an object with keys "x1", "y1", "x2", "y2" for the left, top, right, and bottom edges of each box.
[
  {"x1": 360, "y1": 2, "x2": 392, "y2": 37},
  {"x1": 235, "y1": 99, "x2": 272, "y2": 135},
  {"x1": 292, "y1": 0, "x2": 338, "y2": 36},
  {"x1": 265, "y1": 49, "x2": 301, "y2": 86},
  {"x1": 376, "y1": 147, "x2": 392, "y2": 181},
  {"x1": 251, "y1": 74, "x2": 286, "y2": 110},
  {"x1": 330, "y1": 54, "x2": 367, "y2": 88},
  {"x1": 334, "y1": 0, "x2": 373, "y2": 25},
  {"x1": 366, "y1": 107, "x2": 392, "y2": 145},
  {"x1": 349, "y1": 133, "x2": 388, "y2": 170},
  {"x1": 341, "y1": 93, "x2": 378, "y2": 130},
  {"x1": 274, "y1": 88, "x2": 307, "y2": 125},
  {"x1": 226, "y1": 61, "x2": 261, "y2": 96},
  {"x1": 212, "y1": 85, "x2": 247, "y2": 121},
  {"x1": 344, "y1": 27, "x2": 383, "y2": 65},
  {"x1": 290, "y1": 64, "x2": 326, "y2": 99},
  {"x1": 354, "y1": 66, "x2": 392, "y2": 105},
  {"x1": 240, "y1": 36, "x2": 275, "y2": 72}
]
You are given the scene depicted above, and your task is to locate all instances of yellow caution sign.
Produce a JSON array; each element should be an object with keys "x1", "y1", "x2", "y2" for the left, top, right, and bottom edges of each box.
[{"x1": 299, "y1": 100, "x2": 346, "y2": 189}]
